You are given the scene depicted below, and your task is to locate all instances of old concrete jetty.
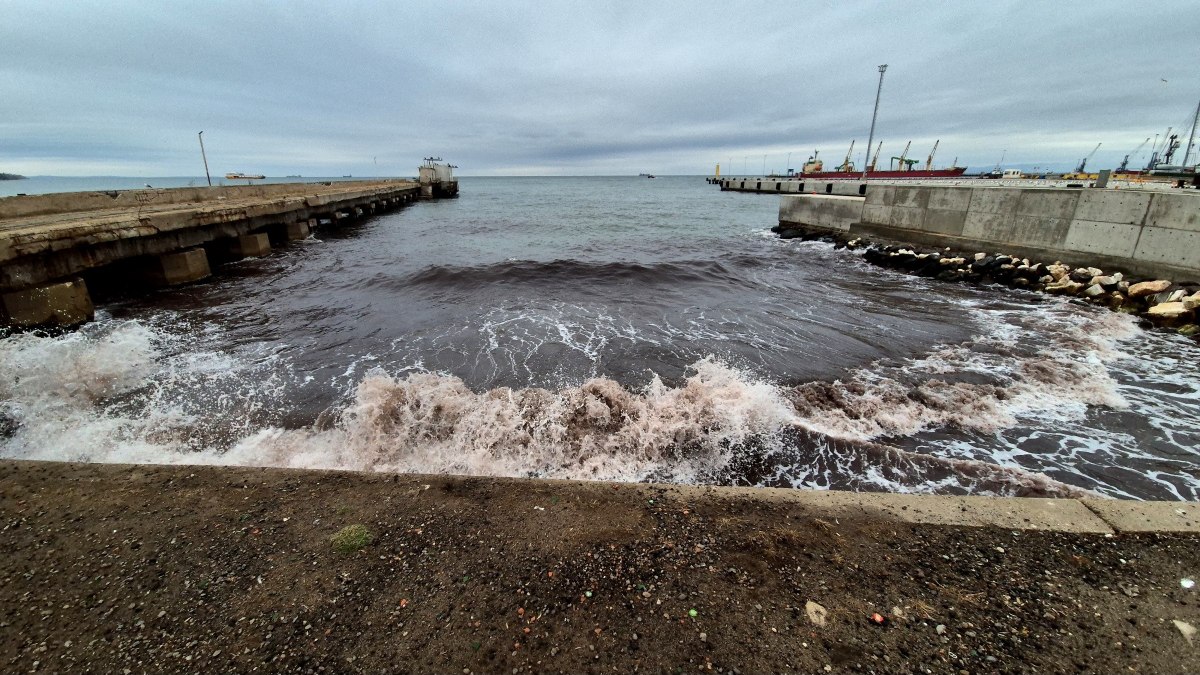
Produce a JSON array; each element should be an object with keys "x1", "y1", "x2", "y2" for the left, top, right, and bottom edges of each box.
[
  {"x1": 0, "y1": 176, "x2": 457, "y2": 328},
  {"x1": 774, "y1": 183, "x2": 1200, "y2": 280}
]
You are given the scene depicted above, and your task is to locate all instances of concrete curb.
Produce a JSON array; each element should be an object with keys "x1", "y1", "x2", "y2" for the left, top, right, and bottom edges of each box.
[{"x1": 3, "y1": 460, "x2": 1197, "y2": 535}]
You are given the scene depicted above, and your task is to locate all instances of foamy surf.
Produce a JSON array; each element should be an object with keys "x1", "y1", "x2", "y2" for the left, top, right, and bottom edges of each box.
[
  {"x1": 786, "y1": 300, "x2": 1135, "y2": 442},
  {"x1": 0, "y1": 295, "x2": 1194, "y2": 500}
]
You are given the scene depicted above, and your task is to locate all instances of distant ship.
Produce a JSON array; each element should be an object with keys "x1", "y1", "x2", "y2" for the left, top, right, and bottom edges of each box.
[
  {"x1": 226, "y1": 172, "x2": 265, "y2": 180},
  {"x1": 785, "y1": 143, "x2": 966, "y2": 180},
  {"x1": 638, "y1": 173, "x2": 656, "y2": 178}
]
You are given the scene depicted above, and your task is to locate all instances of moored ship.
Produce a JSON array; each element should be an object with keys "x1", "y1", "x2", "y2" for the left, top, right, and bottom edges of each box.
[{"x1": 788, "y1": 140, "x2": 966, "y2": 179}]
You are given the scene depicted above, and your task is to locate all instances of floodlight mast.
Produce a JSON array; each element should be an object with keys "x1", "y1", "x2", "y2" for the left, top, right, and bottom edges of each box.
[
  {"x1": 198, "y1": 131, "x2": 211, "y2": 187},
  {"x1": 862, "y1": 65, "x2": 887, "y2": 181}
]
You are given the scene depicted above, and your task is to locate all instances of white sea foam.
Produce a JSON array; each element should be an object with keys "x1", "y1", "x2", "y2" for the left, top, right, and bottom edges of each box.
[
  {"x1": 1, "y1": 297, "x2": 1194, "y2": 500},
  {"x1": 786, "y1": 299, "x2": 1135, "y2": 442},
  {"x1": 220, "y1": 355, "x2": 798, "y2": 483}
]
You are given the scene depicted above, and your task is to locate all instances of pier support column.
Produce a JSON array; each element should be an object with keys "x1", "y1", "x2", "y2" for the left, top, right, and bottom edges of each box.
[
  {"x1": 0, "y1": 278, "x2": 94, "y2": 328},
  {"x1": 145, "y1": 248, "x2": 211, "y2": 286},
  {"x1": 285, "y1": 220, "x2": 311, "y2": 241},
  {"x1": 223, "y1": 233, "x2": 271, "y2": 259}
]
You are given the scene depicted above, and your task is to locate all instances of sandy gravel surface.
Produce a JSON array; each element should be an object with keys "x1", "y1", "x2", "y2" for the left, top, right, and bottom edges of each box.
[{"x1": 1, "y1": 461, "x2": 1197, "y2": 674}]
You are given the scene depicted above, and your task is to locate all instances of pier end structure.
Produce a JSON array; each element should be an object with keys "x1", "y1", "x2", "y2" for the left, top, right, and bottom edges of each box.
[
  {"x1": 0, "y1": 180, "x2": 422, "y2": 328},
  {"x1": 779, "y1": 186, "x2": 1200, "y2": 280},
  {"x1": 418, "y1": 158, "x2": 459, "y2": 199}
]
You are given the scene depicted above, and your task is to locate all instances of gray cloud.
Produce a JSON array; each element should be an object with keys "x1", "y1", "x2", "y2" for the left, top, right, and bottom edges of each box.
[{"x1": 2, "y1": 0, "x2": 1197, "y2": 176}]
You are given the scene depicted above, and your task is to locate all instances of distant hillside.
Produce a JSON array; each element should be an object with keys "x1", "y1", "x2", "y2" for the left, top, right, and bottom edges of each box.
[{"x1": 0, "y1": 172, "x2": 27, "y2": 180}]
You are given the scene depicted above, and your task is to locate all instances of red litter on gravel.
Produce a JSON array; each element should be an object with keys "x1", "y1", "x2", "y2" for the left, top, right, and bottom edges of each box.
[{"x1": 869, "y1": 613, "x2": 889, "y2": 626}]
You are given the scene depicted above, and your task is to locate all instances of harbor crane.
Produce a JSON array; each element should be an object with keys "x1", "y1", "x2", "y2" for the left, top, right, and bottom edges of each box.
[
  {"x1": 1148, "y1": 127, "x2": 1172, "y2": 170},
  {"x1": 924, "y1": 140, "x2": 940, "y2": 171},
  {"x1": 869, "y1": 142, "x2": 883, "y2": 171},
  {"x1": 1118, "y1": 137, "x2": 1150, "y2": 172},
  {"x1": 837, "y1": 140, "x2": 856, "y2": 172},
  {"x1": 890, "y1": 141, "x2": 916, "y2": 171},
  {"x1": 1162, "y1": 134, "x2": 1180, "y2": 165},
  {"x1": 1075, "y1": 143, "x2": 1101, "y2": 174}
]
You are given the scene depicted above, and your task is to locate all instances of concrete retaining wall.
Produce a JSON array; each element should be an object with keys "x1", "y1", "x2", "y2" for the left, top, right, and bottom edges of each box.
[
  {"x1": 779, "y1": 194, "x2": 864, "y2": 232},
  {"x1": 780, "y1": 186, "x2": 1200, "y2": 280}
]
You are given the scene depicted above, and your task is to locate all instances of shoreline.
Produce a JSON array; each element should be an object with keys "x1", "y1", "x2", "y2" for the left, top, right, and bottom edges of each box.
[{"x1": 2, "y1": 460, "x2": 1197, "y2": 673}]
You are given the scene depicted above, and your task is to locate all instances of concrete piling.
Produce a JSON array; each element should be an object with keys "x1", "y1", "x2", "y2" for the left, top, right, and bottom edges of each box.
[
  {"x1": 224, "y1": 233, "x2": 271, "y2": 259},
  {"x1": 0, "y1": 278, "x2": 94, "y2": 328},
  {"x1": 285, "y1": 220, "x2": 312, "y2": 241},
  {"x1": 144, "y1": 248, "x2": 211, "y2": 286}
]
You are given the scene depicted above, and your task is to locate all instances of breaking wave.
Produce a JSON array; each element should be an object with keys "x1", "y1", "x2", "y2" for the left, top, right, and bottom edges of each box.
[
  {"x1": 0, "y1": 295, "x2": 1158, "y2": 499},
  {"x1": 399, "y1": 258, "x2": 756, "y2": 291}
]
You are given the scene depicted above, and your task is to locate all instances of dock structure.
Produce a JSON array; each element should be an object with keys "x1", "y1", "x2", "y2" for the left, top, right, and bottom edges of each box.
[
  {"x1": 0, "y1": 180, "x2": 423, "y2": 328},
  {"x1": 775, "y1": 184, "x2": 1200, "y2": 280}
]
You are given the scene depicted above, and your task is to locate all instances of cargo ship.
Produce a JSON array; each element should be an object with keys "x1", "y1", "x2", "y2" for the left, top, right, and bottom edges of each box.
[
  {"x1": 780, "y1": 140, "x2": 967, "y2": 179},
  {"x1": 225, "y1": 172, "x2": 265, "y2": 180}
]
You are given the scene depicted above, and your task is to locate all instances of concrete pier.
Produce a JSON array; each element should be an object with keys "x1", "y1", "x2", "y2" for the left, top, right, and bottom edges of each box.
[
  {"x1": 0, "y1": 180, "x2": 421, "y2": 328},
  {"x1": 779, "y1": 184, "x2": 1200, "y2": 280}
]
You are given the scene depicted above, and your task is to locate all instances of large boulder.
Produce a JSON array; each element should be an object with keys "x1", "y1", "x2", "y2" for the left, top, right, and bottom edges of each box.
[
  {"x1": 1146, "y1": 302, "x2": 1191, "y2": 320},
  {"x1": 1128, "y1": 280, "x2": 1172, "y2": 298},
  {"x1": 1183, "y1": 293, "x2": 1200, "y2": 311}
]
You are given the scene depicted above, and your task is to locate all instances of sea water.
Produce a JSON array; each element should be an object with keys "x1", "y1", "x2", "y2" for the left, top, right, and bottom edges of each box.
[{"x1": 2, "y1": 176, "x2": 1197, "y2": 500}]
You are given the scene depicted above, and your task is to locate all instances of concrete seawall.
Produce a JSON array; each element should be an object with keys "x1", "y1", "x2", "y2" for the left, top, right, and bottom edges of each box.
[
  {"x1": 0, "y1": 180, "x2": 422, "y2": 327},
  {"x1": 779, "y1": 185, "x2": 1200, "y2": 280}
]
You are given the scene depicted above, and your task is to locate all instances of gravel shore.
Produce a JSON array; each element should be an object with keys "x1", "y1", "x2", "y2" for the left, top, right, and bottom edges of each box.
[{"x1": 2, "y1": 461, "x2": 1197, "y2": 674}]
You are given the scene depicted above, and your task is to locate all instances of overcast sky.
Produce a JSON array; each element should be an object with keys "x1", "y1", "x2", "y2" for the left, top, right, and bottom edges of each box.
[{"x1": 2, "y1": 1, "x2": 1198, "y2": 176}]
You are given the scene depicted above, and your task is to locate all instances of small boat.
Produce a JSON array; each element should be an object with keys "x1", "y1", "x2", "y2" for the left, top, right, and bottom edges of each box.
[
  {"x1": 225, "y1": 172, "x2": 265, "y2": 180},
  {"x1": 638, "y1": 173, "x2": 656, "y2": 178}
]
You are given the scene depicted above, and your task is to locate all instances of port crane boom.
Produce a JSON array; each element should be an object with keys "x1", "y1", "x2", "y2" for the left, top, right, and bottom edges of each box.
[
  {"x1": 1118, "y1": 137, "x2": 1150, "y2": 172},
  {"x1": 1076, "y1": 143, "x2": 1101, "y2": 174},
  {"x1": 838, "y1": 140, "x2": 856, "y2": 172},
  {"x1": 890, "y1": 141, "x2": 913, "y2": 171},
  {"x1": 924, "y1": 139, "x2": 939, "y2": 171}
]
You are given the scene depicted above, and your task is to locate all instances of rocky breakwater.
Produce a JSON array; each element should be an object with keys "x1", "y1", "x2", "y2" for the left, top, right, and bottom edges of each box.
[{"x1": 770, "y1": 224, "x2": 1200, "y2": 339}]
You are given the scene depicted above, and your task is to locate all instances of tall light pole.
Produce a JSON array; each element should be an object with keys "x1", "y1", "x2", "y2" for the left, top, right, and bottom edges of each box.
[
  {"x1": 862, "y1": 64, "x2": 887, "y2": 181},
  {"x1": 198, "y1": 131, "x2": 212, "y2": 186}
]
